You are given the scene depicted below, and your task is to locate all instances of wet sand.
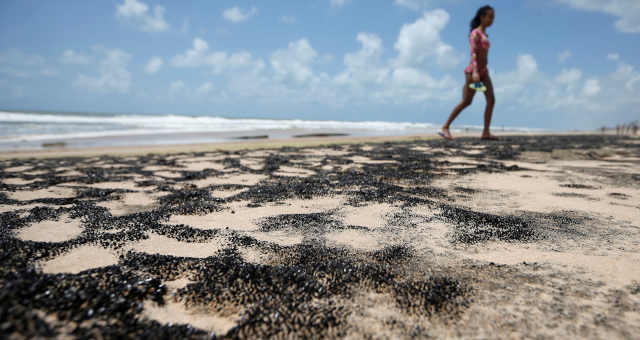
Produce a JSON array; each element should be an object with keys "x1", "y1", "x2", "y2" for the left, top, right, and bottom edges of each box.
[{"x1": 1, "y1": 133, "x2": 639, "y2": 339}]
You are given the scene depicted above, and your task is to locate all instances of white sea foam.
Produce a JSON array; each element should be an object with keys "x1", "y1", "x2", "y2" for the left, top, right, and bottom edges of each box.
[
  {"x1": 0, "y1": 111, "x2": 545, "y2": 143},
  {"x1": 0, "y1": 111, "x2": 441, "y2": 141}
]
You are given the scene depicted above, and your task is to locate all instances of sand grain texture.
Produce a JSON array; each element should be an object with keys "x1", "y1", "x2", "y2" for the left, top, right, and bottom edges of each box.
[
  {"x1": 17, "y1": 214, "x2": 84, "y2": 243},
  {"x1": 1, "y1": 134, "x2": 639, "y2": 339},
  {"x1": 39, "y1": 245, "x2": 119, "y2": 274}
]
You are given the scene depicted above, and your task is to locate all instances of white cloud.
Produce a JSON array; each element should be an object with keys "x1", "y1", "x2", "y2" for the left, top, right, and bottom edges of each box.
[
  {"x1": 105, "y1": 10, "x2": 467, "y2": 108},
  {"x1": 555, "y1": 0, "x2": 640, "y2": 33},
  {"x1": 358, "y1": 66, "x2": 457, "y2": 106},
  {"x1": 116, "y1": 0, "x2": 169, "y2": 32},
  {"x1": 557, "y1": 50, "x2": 571, "y2": 63},
  {"x1": 117, "y1": 0, "x2": 146, "y2": 17},
  {"x1": 162, "y1": 14, "x2": 639, "y2": 123},
  {"x1": 597, "y1": 63, "x2": 640, "y2": 123},
  {"x1": 392, "y1": 67, "x2": 454, "y2": 89},
  {"x1": 555, "y1": 68, "x2": 582, "y2": 90},
  {"x1": 60, "y1": 50, "x2": 89, "y2": 64},
  {"x1": 611, "y1": 61, "x2": 640, "y2": 91},
  {"x1": 167, "y1": 29, "x2": 460, "y2": 107},
  {"x1": 331, "y1": 0, "x2": 351, "y2": 8},
  {"x1": 493, "y1": 55, "x2": 595, "y2": 116},
  {"x1": 494, "y1": 54, "x2": 538, "y2": 95},
  {"x1": 582, "y1": 78, "x2": 600, "y2": 96},
  {"x1": 145, "y1": 57, "x2": 163, "y2": 74},
  {"x1": 392, "y1": 67, "x2": 428, "y2": 87},
  {"x1": 171, "y1": 37, "x2": 265, "y2": 76},
  {"x1": 490, "y1": 53, "x2": 640, "y2": 127},
  {"x1": 168, "y1": 38, "x2": 337, "y2": 105},
  {"x1": 209, "y1": 51, "x2": 265, "y2": 75},
  {"x1": 271, "y1": 39, "x2": 318, "y2": 84},
  {"x1": 335, "y1": 33, "x2": 388, "y2": 87},
  {"x1": 551, "y1": 62, "x2": 640, "y2": 122},
  {"x1": 394, "y1": 9, "x2": 460, "y2": 69},
  {"x1": 196, "y1": 82, "x2": 213, "y2": 96},
  {"x1": 607, "y1": 53, "x2": 620, "y2": 61},
  {"x1": 75, "y1": 48, "x2": 131, "y2": 93},
  {"x1": 171, "y1": 38, "x2": 209, "y2": 67},
  {"x1": 348, "y1": 33, "x2": 383, "y2": 65},
  {"x1": 223, "y1": 7, "x2": 258, "y2": 23},
  {"x1": 331, "y1": 30, "x2": 458, "y2": 105}
]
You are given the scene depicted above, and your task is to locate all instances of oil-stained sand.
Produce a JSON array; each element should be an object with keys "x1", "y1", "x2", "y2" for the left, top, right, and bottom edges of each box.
[{"x1": 1, "y1": 134, "x2": 639, "y2": 339}]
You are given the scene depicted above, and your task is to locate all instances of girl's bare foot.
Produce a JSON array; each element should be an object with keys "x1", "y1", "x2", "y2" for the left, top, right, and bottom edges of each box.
[
  {"x1": 481, "y1": 133, "x2": 499, "y2": 140},
  {"x1": 439, "y1": 128, "x2": 454, "y2": 140}
]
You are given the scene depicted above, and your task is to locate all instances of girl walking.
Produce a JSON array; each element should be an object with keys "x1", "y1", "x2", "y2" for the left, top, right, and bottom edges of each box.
[{"x1": 440, "y1": 5, "x2": 498, "y2": 140}]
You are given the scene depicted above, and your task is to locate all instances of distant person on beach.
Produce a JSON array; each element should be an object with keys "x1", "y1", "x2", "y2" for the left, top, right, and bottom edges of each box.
[{"x1": 440, "y1": 5, "x2": 497, "y2": 141}]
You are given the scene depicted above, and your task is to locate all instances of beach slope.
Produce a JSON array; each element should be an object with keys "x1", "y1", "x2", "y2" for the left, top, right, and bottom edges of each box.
[{"x1": 1, "y1": 134, "x2": 639, "y2": 339}]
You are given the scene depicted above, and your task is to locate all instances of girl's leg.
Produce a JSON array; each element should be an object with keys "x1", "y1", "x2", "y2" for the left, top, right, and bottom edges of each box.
[
  {"x1": 442, "y1": 73, "x2": 475, "y2": 139},
  {"x1": 480, "y1": 73, "x2": 498, "y2": 140}
]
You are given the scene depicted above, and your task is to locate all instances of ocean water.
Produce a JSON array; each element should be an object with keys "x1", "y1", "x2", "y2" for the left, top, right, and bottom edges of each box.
[{"x1": 0, "y1": 110, "x2": 542, "y2": 150}]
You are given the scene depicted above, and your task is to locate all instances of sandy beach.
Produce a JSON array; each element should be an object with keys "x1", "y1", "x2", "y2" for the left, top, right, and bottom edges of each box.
[{"x1": 1, "y1": 133, "x2": 639, "y2": 339}]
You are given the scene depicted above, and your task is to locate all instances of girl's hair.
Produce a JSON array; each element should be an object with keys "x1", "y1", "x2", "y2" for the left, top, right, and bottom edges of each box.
[{"x1": 470, "y1": 5, "x2": 493, "y2": 33}]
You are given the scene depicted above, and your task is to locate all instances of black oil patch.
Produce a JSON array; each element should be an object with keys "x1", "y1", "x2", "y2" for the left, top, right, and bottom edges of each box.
[
  {"x1": 0, "y1": 134, "x2": 635, "y2": 337},
  {"x1": 439, "y1": 203, "x2": 591, "y2": 244},
  {"x1": 439, "y1": 204, "x2": 536, "y2": 244},
  {"x1": 393, "y1": 277, "x2": 470, "y2": 316},
  {"x1": 371, "y1": 244, "x2": 415, "y2": 264},
  {"x1": 168, "y1": 245, "x2": 468, "y2": 338},
  {"x1": 552, "y1": 192, "x2": 591, "y2": 199},
  {"x1": 258, "y1": 212, "x2": 341, "y2": 232},
  {"x1": 157, "y1": 189, "x2": 224, "y2": 215},
  {"x1": 454, "y1": 186, "x2": 478, "y2": 194},
  {"x1": 609, "y1": 192, "x2": 630, "y2": 200},
  {"x1": 560, "y1": 183, "x2": 599, "y2": 189}
]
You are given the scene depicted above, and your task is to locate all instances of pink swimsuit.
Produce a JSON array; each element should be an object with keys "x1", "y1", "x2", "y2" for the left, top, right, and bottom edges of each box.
[{"x1": 464, "y1": 28, "x2": 490, "y2": 77}]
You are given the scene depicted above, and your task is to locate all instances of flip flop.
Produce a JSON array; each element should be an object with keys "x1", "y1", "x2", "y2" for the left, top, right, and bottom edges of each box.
[
  {"x1": 438, "y1": 131, "x2": 453, "y2": 140},
  {"x1": 469, "y1": 82, "x2": 487, "y2": 92},
  {"x1": 480, "y1": 135, "x2": 500, "y2": 141}
]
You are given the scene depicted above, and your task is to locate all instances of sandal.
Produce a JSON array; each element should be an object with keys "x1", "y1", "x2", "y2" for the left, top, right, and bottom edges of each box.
[
  {"x1": 469, "y1": 82, "x2": 487, "y2": 92},
  {"x1": 438, "y1": 130, "x2": 454, "y2": 140}
]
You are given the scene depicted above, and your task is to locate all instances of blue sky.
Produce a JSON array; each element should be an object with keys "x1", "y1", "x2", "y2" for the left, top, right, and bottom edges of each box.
[{"x1": 1, "y1": 0, "x2": 639, "y2": 130}]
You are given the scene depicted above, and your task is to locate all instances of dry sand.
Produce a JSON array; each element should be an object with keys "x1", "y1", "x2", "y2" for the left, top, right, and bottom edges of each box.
[
  {"x1": 126, "y1": 233, "x2": 227, "y2": 258},
  {"x1": 1, "y1": 133, "x2": 639, "y2": 339},
  {"x1": 17, "y1": 214, "x2": 84, "y2": 243},
  {"x1": 39, "y1": 245, "x2": 120, "y2": 274}
]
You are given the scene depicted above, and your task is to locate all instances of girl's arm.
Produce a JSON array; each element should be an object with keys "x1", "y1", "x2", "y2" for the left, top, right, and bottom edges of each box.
[{"x1": 469, "y1": 31, "x2": 481, "y2": 79}]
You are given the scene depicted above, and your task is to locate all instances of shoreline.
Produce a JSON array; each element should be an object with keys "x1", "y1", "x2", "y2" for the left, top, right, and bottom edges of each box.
[{"x1": 0, "y1": 130, "x2": 603, "y2": 160}]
